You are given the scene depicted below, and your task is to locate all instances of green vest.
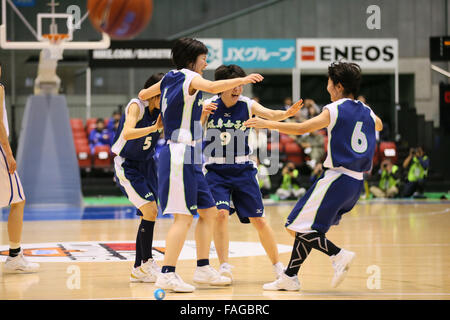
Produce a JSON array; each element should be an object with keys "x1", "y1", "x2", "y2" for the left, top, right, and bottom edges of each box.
[
  {"x1": 281, "y1": 169, "x2": 299, "y2": 190},
  {"x1": 379, "y1": 165, "x2": 399, "y2": 190},
  {"x1": 407, "y1": 156, "x2": 428, "y2": 182}
]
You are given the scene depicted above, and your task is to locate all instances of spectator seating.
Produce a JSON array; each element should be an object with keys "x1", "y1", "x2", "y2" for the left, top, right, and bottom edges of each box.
[
  {"x1": 378, "y1": 141, "x2": 398, "y2": 164},
  {"x1": 70, "y1": 118, "x2": 84, "y2": 131},
  {"x1": 75, "y1": 143, "x2": 92, "y2": 169},
  {"x1": 278, "y1": 133, "x2": 303, "y2": 165},
  {"x1": 284, "y1": 141, "x2": 303, "y2": 165},
  {"x1": 70, "y1": 118, "x2": 114, "y2": 170},
  {"x1": 85, "y1": 118, "x2": 97, "y2": 135},
  {"x1": 93, "y1": 145, "x2": 113, "y2": 169}
]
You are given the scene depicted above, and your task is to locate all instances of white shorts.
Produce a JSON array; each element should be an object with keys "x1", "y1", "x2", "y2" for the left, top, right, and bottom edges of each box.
[{"x1": 0, "y1": 145, "x2": 25, "y2": 207}]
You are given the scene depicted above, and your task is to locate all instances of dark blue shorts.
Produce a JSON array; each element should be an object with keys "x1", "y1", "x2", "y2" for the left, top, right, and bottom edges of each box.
[
  {"x1": 114, "y1": 156, "x2": 158, "y2": 216},
  {"x1": 205, "y1": 162, "x2": 264, "y2": 224},
  {"x1": 158, "y1": 143, "x2": 215, "y2": 216},
  {"x1": 285, "y1": 169, "x2": 363, "y2": 234}
]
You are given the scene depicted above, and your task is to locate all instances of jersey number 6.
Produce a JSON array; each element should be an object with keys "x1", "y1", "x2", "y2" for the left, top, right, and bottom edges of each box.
[{"x1": 351, "y1": 121, "x2": 368, "y2": 153}]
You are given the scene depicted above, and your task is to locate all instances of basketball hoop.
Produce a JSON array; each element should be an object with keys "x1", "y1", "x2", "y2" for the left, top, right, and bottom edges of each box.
[
  {"x1": 42, "y1": 33, "x2": 70, "y2": 44},
  {"x1": 42, "y1": 33, "x2": 69, "y2": 60}
]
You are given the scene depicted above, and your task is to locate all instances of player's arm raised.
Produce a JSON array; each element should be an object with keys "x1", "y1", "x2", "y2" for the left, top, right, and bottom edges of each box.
[
  {"x1": 122, "y1": 103, "x2": 161, "y2": 140},
  {"x1": 374, "y1": 115, "x2": 383, "y2": 131},
  {"x1": 190, "y1": 73, "x2": 263, "y2": 94},
  {"x1": 138, "y1": 80, "x2": 161, "y2": 101},
  {"x1": 0, "y1": 85, "x2": 15, "y2": 173},
  {"x1": 244, "y1": 109, "x2": 331, "y2": 136},
  {"x1": 251, "y1": 99, "x2": 304, "y2": 121}
]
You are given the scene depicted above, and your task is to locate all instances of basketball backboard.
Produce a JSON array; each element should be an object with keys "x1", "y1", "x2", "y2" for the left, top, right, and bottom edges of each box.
[{"x1": 0, "y1": 0, "x2": 110, "y2": 51}]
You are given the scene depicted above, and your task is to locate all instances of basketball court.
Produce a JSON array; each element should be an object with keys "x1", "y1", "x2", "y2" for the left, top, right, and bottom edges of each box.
[
  {"x1": 1, "y1": 199, "x2": 449, "y2": 300},
  {"x1": 0, "y1": 0, "x2": 449, "y2": 304}
]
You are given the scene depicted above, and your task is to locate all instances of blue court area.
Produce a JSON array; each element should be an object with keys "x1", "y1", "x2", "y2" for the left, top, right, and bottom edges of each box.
[{"x1": 0, "y1": 206, "x2": 172, "y2": 221}]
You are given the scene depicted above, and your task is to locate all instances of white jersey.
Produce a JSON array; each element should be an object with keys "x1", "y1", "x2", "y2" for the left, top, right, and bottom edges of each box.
[
  {"x1": 0, "y1": 84, "x2": 25, "y2": 207},
  {"x1": 0, "y1": 83, "x2": 9, "y2": 137}
]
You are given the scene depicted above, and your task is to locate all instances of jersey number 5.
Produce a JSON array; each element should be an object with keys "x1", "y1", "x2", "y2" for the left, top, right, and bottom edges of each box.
[
  {"x1": 351, "y1": 121, "x2": 368, "y2": 153},
  {"x1": 143, "y1": 136, "x2": 152, "y2": 150}
]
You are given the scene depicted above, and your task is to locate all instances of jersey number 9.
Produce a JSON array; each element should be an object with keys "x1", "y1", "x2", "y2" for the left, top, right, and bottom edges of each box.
[{"x1": 220, "y1": 132, "x2": 231, "y2": 146}]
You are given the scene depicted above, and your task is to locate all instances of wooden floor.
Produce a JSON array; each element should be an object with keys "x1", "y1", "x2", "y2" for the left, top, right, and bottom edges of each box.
[{"x1": 1, "y1": 201, "x2": 449, "y2": 300}]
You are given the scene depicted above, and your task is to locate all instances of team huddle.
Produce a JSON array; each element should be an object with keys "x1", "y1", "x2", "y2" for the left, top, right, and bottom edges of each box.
[{"x1": 1, "y1": 38, "x2": 382, "y2": 294}]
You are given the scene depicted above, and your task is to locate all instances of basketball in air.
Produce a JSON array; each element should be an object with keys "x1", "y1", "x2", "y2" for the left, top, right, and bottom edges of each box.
[{"x1": 87, "y1": 0, "x2": 153, "y2": 40}]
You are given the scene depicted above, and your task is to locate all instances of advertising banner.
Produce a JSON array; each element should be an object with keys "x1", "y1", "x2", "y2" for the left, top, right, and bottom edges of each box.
[
  {"x1": 223, "y1": 39, "x2": 296, "y2": 69},
  {"x1": 89, "y1": 40, "x2": 175, "y2": 68},
  {"x1": 296, "y1": 38, "x2": 398, "y2": 69}
]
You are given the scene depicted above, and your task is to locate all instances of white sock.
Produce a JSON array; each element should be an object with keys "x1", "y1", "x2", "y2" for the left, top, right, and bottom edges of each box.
[{"x1": 274, "y1": 261, "x2": 284, "y2": 268}]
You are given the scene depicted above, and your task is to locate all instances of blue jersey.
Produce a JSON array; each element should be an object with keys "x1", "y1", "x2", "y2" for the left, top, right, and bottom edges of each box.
[
  {"x1": 160, "y1": 69, "x2": 204, "y2": 144},
  {"x1": 89, "y1": 129, "x2": 110, "y2": 145},
  {"x1": 203, "y1": 95, "x2": 253, "y2": 159},
  {"x1": 112, "y1": 98, "x2": 161, "y2": 161},
  {"x1": 323, "y1": 98, "x2": 376, "y2": 172}
]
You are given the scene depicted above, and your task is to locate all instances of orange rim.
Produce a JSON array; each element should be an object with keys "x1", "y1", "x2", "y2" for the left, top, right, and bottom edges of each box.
[{"x1": 42, "y1": 33, "x2": 69, "y2": 44}]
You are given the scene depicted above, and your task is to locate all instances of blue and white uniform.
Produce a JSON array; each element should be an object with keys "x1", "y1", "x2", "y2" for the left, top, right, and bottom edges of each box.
[
  {"x1": 112, "y1": 98, "x2": 161, "y2": 211},
  {"x1": 158, "y1": 69, "x2": 215, "y2": 216},
  {"x1": 286, "y1": 98, "x2": 376, "y2": 234},
  {"x1": 203, "y1": 95, "x2": 264, "y2": 223},
  {"x1": 0, "y1": 83, "x2": 25, "y2": 207}
]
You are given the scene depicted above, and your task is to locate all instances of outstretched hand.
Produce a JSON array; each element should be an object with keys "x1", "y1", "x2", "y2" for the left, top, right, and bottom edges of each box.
[
  {"x1": 244, "y1": 117, "x2": 270, "y2": 129},
  {"x1": 284, "y1": 99, "x2": 304, "y2": 119},
  {"x1": 242, "y1": 73, "x2": 264, "y2": 85},
  {"x1": 202, "y1": 102, "x2": 218, "y2": 116}
]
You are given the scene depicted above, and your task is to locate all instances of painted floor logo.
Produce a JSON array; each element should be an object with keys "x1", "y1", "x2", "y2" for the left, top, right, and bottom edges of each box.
[{"x1": 0, "y1": 241, "x2": 292, "y2": 263}]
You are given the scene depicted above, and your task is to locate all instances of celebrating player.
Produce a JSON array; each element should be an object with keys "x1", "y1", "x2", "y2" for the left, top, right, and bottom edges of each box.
[
  {"x1": 138, "y1": 38, "x2": 263, "y2": 292},
  {"x1": 112, "y1": 73, "x2": 164, "y2": 283},
  {"x1": 0, "y1": 61, "x2": 39, "y2": 273},
  {"x1": 202, "y1": 64, "x2": 302, "y2": 284},
  {"x1": 244, "y1": 61, "x2": 383, "y2": 290}
]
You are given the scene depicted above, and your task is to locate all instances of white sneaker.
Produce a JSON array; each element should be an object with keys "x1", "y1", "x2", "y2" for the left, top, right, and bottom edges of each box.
[
  {"x1": 263, "y1": 273, "x2": 300, "y2": 291},
  {"x1": 141, "y1": 259, "x2": 160, "y2": 276},
  {"x1": 331, "y1": 249, "x2": 356, "y2": 288},
  {"x1": 3, "y1": 250, "x2": 40, "y2": 274},
  {"x1": 273, "y1": 262, "x2": 285, "y2": 278},
  {"x1": 193, "y1": 265, "x2": 231, "y2": 286},
  {"x1": 130, "y1": 266, "x2": 156, "y2": 283},
  {"x1": 219, "y1": 263, "x2": 234, "y2": 280},
  {"x1": 155, "y1": 272, "x2": 195, "y2": 293}
]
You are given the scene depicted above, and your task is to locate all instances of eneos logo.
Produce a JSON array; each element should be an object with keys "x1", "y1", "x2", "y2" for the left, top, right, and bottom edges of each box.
[{"x1": 301, "y1": 46, "x2": 315, "y2": 61}]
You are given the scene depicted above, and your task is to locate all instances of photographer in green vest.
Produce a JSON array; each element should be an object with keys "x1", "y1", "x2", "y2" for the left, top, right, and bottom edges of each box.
[
  {"x1": 401, "y1": 147, "x2": 429, "y2": 198},
  {"x1": 276, "y1": 162, "x2": 306, "y2": 200},
  {"x1": 370, "y1": 158, "x2": 400, "y2": 198}
]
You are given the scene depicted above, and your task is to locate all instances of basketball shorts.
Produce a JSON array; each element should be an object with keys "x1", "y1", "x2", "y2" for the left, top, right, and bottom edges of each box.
[
  {"x1": 285, "y1": 168, "x2": 363, "y2": 234},
  {"x1": 205, "y1": 162, "x2": 264, "y2": 224},
  {"x1": 158, "y1": 143, "x2": 215, "y2": 216},
  {"x1": 0, "y1": 145, "x2": 25, "y2": 207},
  {"x1": 114, "y1": 155, "x2": 158, "y2": 214}
]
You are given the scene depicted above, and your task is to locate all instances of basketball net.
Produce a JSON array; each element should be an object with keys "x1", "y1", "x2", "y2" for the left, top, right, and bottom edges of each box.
[
  {"x1": 34, "y1": 34, "x2": 68, "y2": 95},
  {"x1": 42, "y1": 34, "x2": 69, "y2": 60}
]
